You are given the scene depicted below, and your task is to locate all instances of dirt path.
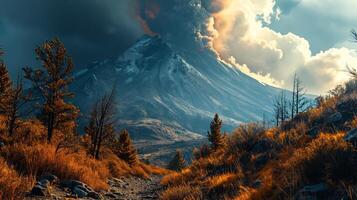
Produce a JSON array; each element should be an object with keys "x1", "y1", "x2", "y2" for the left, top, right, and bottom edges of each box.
[
  {"x1": 25, "y1": 175, "x2": 163, "y2": 200},
  {"x1": 104, "y1": 175, "x2": 162, "y2": 200}
]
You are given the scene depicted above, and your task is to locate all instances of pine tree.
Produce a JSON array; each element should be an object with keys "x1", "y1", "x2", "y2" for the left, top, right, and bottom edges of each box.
[
  {"x1": 116, "y1": 129, "x2": 138, "y2": 166},
  {"x1": 208, "y1": 113, "x2": 224, "y2": 151},
  {"x1": 168, "y1": 150, "x2": 186, "y2": 171},
  {"x1": 0, "y1": 50, "x2": 12, "y2": 112},
  {"x1": 23, "y1": 38, "x2": 79, "y2": 143}
]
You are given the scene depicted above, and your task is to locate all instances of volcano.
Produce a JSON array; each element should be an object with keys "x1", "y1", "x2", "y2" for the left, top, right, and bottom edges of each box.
[{"x1": 72, "y1": 35, "x2": 281, "y2": 152}]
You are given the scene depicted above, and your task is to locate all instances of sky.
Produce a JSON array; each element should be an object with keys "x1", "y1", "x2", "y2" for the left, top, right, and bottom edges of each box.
[{"x1": 0, "y1": 0, "x2": 356, "y2": 95}]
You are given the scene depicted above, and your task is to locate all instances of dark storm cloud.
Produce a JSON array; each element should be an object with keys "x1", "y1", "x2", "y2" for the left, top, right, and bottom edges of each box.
[
  {"x1": 0, "y1": 0, "x2": 144, "y2": 76},
  {"x1": 136, "y1": 0, "x2": 211, "y2": 49}
]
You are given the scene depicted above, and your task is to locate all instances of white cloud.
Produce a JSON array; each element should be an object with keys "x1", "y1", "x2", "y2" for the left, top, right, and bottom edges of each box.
[{"x1": 205, "y1": 0, "x2": 357, "y2": 95}]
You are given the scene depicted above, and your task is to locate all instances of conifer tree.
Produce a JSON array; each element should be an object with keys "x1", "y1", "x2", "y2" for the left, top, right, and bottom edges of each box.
[
  {"x1": 168, "y1": 150, "x2": 186, "y2": 171},
  {"x1": 0, "y1": 49, "x2": 12, "y2": 110},
  {"x1": 208, "y1": 113, "x2": 224, "y2": 151},
  {"x1": 116, "y1": 129, "x2": 138, "y2": 166},
  {"x1": 23, "y1": 38, "x2": 79, "y2": 142}
]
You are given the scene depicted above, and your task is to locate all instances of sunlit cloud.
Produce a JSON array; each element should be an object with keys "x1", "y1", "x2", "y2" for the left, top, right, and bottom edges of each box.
[{"x1": 202, "y1": 0, "x2": 356, "y2": 94}]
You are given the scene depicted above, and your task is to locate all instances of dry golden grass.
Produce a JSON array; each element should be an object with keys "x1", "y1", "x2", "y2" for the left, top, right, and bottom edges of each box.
[
  {"x1": 160, "y1": 184, "x2": 202, "y2": 200},
  {"x1": 1, "y1": 143, "x2": 110, "y2": 190},
  {"x1": 161, "y1": 168, "x2": 194, "y2": 186},
  {"x1": 234, "y1": 186, "x2": 256, "y2": 200},
  {"x1": 205, "y1": 173, "x2": 238, "y2": 190},
  {"x1": 0, "y1": 115, "x2": 169, "y2": 199},
  {"x1": 1, "y1": 143, "x2": 170, "y2": 193},
  {"x1": 0, "y1": 158, "x2": 31, "y2": 200}
]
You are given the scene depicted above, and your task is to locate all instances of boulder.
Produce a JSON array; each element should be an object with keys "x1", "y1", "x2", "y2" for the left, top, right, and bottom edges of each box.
[
  {"x1": 60, "y1": 179, "x2": 100, "y2": 199},
  {"x1": 30, "y1": 184, "x2": 48, "y2": 196},
  {"x1": 325, "y1": 112, "x2": 342, "y2": 124},
  {"x1": 72, "y1": 187, "x2": 88, "y2": 198},
  {"x1": 60, "y1": 180, "x2": 87, "y2": 189},
  {"x1": 41, "y1": 173, "x2": 58, "y2": 184},
  {"x1": 38, "y1": 179, "x2": 50, "y2": 188}
]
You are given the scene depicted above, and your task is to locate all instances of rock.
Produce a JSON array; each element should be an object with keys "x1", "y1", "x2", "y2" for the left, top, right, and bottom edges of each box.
[
  {"x1": 326, "y1": 112, "x2": 342, "y2": 124},
  {"x1": 38, "y1": 179, "x2": 50, "y2": 188},
  {"x1": 41, "y1": 173, "x2": 58, "y2": 184},
  {"x1": 60, "y1": 180, "x2": 87, "y2": 189},
  {"x1": 30, "y1": 184, "x2": 48, "y2": 196},
  {"x1": 60, "y1": 179, "x2": 99, "y2": 198},
  {"x1": 72, "y1": 187, "x2": 88, "y2": 198},
  {"x1": 296, "y1": 183, "x2": 328, "y2": 200},
  {"x1": 344, "y1": 128, "x2": 357, "y2": 143}
]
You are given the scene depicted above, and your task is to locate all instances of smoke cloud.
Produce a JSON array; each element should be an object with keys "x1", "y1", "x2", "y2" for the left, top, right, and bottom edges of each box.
[
  {"x1": 0, "y1": 0, "x2": 143, "y2": 75},
  {"x1": 1, "y1": 0, "x2": 355, "y2": 94},
  {"x1": 137, "y1": 0, "x2": 357, "y2": 94}
]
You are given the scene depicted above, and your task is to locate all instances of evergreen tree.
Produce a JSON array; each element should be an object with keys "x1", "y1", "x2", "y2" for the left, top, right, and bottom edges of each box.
[
  {"x1": 116, "y1": 129, "x2": 138, "y2": 166},
  {"x1": 208, "y1": 113, "x2": 224, "y2": 150},
  {"x1": 0, "y1": 50, "x2": 12, "y2": 111},
  {"x1": 168, "y1": 150, "x2": 186, "y2": 171},
  {"x1": 23, "y1": 38, "x2": 79, "y2": 142}
]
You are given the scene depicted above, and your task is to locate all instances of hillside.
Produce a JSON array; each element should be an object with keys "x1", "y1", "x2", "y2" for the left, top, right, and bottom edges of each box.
[{"x1": 159, "y1": 78, "x2": 357, "y2": 200}]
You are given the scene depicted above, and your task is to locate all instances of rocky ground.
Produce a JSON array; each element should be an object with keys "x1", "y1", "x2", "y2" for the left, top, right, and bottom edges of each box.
[{"x1": 25, "y1": 175, "x2": 163, "y2": 200}]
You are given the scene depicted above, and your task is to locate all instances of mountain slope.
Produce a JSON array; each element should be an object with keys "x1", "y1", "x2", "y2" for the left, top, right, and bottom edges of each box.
[{"x1": 72, "y1": 35, "x2": 281, "y2": 143}]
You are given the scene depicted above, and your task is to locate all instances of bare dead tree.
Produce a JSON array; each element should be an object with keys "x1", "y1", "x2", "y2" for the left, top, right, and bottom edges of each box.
[
  {"x1": 273, "y1": 91, "x2": 289, "y2": 126},
  {"x1": 6, "y1": 78, "x2": 32, "y2": 136},
  {"x1": 289, "y1": 74, "x2": 309, "y2": 119},
  {"x1": 291, "y1": 73, "x2": 296, "y2": 119},
  {"x1": 348, "y1": 30, "x2": 357, "y2": 78},
  {"x1": 85, "y1": 85, "x2": 117, "y2": 159}
]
